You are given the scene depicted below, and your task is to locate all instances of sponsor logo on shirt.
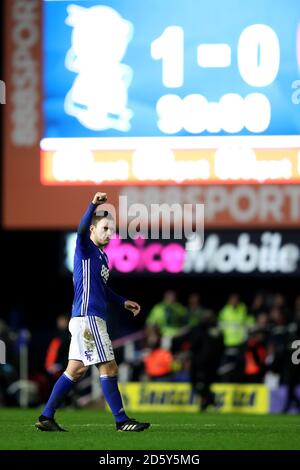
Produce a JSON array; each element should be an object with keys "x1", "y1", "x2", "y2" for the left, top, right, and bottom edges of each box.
[{"x1": 101, "y1": 265, "x2": 110, "y2": 282}]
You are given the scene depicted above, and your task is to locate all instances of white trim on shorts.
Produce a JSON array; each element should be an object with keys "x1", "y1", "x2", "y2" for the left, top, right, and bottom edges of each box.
[{"x1": 68, "y1": 316, "x2": 115, "y2": 366}]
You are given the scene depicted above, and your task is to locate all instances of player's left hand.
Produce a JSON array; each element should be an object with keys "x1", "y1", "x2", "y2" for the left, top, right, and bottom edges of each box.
[{"x1": 124, "y1": 300, "x2": 141, "y2": 316}]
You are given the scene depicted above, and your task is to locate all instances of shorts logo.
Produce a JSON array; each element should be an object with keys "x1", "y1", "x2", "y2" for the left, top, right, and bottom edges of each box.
[
  {"x1": 84, "y1": 350, "x2": 93, "y2": 362},
  {"x1": 101, "y1": 265, "x2": 110, "y2": 283}
]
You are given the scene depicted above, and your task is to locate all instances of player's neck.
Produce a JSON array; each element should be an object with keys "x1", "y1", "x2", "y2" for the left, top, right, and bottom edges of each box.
[{"x1": 90, "y1": 234, "x2": 104, "y2": 250}]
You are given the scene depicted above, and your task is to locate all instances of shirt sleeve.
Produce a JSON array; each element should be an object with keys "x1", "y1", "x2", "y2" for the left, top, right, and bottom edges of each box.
[
  {"x1": 77, "y1": 203, "x2": 96, "y2": 248},
  {"x1": 105, "y1": 285, "x2": 126, "y2": 307}
]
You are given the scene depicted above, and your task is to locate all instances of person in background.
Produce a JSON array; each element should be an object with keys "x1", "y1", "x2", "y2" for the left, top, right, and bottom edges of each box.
[
  {"x1": 190, "y1": 310, "x2": 223, "y2": 411},
  {"x1": 244, "y1": 328, "x2": 267, "y2": 383},
  {"x1": 146, "y1": 290, "x2": 187, "y2": 352},
  {"x1": 143, "y1": 325, "x2": 174, "y2": 381},
  {"x1": 186, "y1": 293, "x2": 206, "y2": 328},
  {"x1": 218, "y1": 293, "x2": 254, "y2": 382},
  {"x1": 45, "y1": 314, "x2": 70, "y2": 379}
]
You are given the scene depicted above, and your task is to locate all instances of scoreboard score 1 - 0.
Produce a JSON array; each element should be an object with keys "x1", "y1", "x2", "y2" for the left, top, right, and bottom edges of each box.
[{"x1": 41, "y1": 0, "x2": 300, "y2": 186}]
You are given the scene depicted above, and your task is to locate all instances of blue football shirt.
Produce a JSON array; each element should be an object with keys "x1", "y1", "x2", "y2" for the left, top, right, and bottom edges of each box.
[{"x1": 71, "y1": 203, "x2": 126, "y2": 319}]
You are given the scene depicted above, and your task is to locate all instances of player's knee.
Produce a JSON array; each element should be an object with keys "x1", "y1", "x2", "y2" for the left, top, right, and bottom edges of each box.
[
  {"x1": 99, "y1": 360, "x2": 118, "y2": 376},
  {"x1": 73, "y1": 366, "x2": 88, "y2": 381},
  {"x1": 66, "y1": 365, "x2": 88, "y2": 381},
  {"x1": 109, "y1": 362, "x2": 118, "y2": 376}
]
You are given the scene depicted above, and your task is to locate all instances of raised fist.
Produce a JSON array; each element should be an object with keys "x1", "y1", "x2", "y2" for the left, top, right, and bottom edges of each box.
[{"x1": 92, "y1": 192, "x2": 107, "y2": 205}]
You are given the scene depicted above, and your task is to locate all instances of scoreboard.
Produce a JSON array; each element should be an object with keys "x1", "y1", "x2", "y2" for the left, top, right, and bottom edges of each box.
[
  {"x1": 3, "y1": 0, "x2": 300, "y2": 227},
  {"x1": 41, "y1": 0, "x2": 300, "y2": 186}
]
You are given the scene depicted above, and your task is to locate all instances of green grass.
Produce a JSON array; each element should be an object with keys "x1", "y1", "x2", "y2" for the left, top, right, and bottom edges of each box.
[{"x1": 0, "y1": 408, "x2": 300, "y2": 450}]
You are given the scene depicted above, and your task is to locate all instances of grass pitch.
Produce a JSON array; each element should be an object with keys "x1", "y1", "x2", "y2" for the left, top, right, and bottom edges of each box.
[{"x1": 0, "y1": 408, "x2": 300, "y2": 450}]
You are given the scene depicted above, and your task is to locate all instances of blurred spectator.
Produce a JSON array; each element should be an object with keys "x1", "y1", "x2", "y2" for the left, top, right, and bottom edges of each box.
[
  {"x1": 218, "y1": 293, "x2": 254, "y2": 382},
  {"x1": 190, "y1": 310, "x2": 223, "y2": 411},
  {"x1": 256, "y1": 312, "x2": 269, "y2": 330},
  {"x1": 244, "y1": 328, "x2": 267, "y2": 383},
  {"x1": 271, "y1": 293, "x2": 291, "y2": 322},
  {"x1": 266, "y1": 306, "x2": 288, "y2": 381},
  {"x1": 249, "y1": 291, "x2": 268, "y2": 318},
  {"x1": 219, "y1": 294, "x2": 254, "y2": 347},
  {"x1": 143, "y1": 326, "x2": 174, "y2": 381},
  {"x1": 171, "y1": 293, "x2": 207, "y2": 354},
  {"x1": 186, "y1": 293, "x2": 206, "y2": 328},
  {"x1": 146, "y1": 290, "x2": 187, "y2": 345},
  {"x1": 45, "y1": 314, "x2": 70, "y2": 379}
]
